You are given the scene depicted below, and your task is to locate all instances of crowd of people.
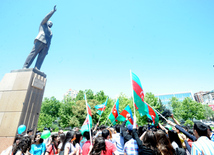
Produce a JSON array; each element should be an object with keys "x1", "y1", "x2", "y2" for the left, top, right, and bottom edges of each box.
[{"x1": 1, "y1": 114, "x2": 214, "y2": 155}]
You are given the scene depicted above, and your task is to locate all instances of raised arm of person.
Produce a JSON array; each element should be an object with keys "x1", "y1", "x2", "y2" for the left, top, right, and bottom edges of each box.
[
  {"x1": 170, "y1": 114, "x2": 180, "y2": 125},
  {"x1": 93, "y1": 122, "x2": 99, "y2": 132},
  {"x1": 159, "y1": 123, "x2": 168, "y2": 134},
  {"x1": 41, "y1": 5, "x2": 57, "y2": 25},
  {"x1": 167, "y1": 120, "x2": 197, "y2": 141},
  {"x1": 121, "y1": 114, "x2": 132, "y2": 142},
  {"x1": 132, "y1": 115, "x2": 144, "y2": 147}
]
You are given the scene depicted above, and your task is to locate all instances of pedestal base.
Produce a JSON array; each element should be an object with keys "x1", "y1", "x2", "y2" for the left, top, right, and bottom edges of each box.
[{"x1": 0, "y1": 68, "x2": 46, "y2": 152}]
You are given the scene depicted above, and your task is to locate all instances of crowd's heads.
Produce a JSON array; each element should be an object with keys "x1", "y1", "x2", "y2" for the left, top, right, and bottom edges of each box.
[
  {"x1": 27, "y1": 129, "x2": 33, "y2": 135},
  {"x1": 59, "y1": 133, "x2": 66, "y2": 143},
  {"x1": 75, "y1": 131, "x2": 83, "y2": 143},
  {"x1": 138, "y1": 126, "x2": 147, "y2": 137},
  {"x1": 193, "y1": 122, "x2": 208, "y2": 138},
  {"x1": 168, "y1": 130, "x2": 182, "y2": 148},
  {"x1": 13, "y1": 136, "x2": 31, "y2": 154},
  {"x1": 13, "y1": 134, "x2": 23, "y2": 145},
  {"x1": 83, "y1": 131, "x2": 90, "y2": 140},
  {"x1": 58, "y1": 129, "x2": 64, "y2": 135},
  {"x1": 43, "y1": 127, "x2": 48, "y2": 131},
  {"x1": 61, "y1": 131, "x2": 76, "y2": 151},
  {"x1": 34, "y1": 132, "x2": 43, "y2": 144},
  {"x1": 100, "y1": 125, "x2": 106, "y2": 130},
  {"x1": 143, "y1": 130, "x2": 158, "y2": 151},
  {"x1": 127, "y1": 124, "x2": 133, "y2": 131},
  {"x1": 115, "y1": 124, "x2": 121, "y2": 133},
  {"x1": 155, "y1": 130, "x2": 174, "y2": 155},
  {"x1": 89, "y1": 137, "x2": 106, "y2": 155},
  {"x1": 102, "y1": 129, "x2": 110, "y2": 139}
]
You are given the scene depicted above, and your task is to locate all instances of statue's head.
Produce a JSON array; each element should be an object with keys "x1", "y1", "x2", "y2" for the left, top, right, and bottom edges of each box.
[{"x1": 48, "y1": 21, "x2": 53, "y2": 28}]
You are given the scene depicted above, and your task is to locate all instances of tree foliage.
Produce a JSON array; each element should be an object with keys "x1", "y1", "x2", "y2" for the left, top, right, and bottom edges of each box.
[
  {"x1": 203, "y1": 104, "x2": 214, "y2": 121},
  {"x1": 170, "y1": 97, "x2": 205, "y2": 123},
  {"x1": 37, "y1": 90, "x2": 209, "y2": 131}
]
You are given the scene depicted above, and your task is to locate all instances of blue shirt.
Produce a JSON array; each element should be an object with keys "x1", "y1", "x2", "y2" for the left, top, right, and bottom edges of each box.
[
  {"x1": 124, "y1": 138, "x2": 138, "y2": 155},
  {"x1": 210, "y1": 132, "x2": 214, "y2": 142},
  {"x1": 191, "y1": 136, "x2": 214, "y2": 155},
  {"x1": 112, "y1": 133, "x2": 124, "y2": 154},
  {"x1": 30, "y1": 143, "x2": 46, "y2": 155}
]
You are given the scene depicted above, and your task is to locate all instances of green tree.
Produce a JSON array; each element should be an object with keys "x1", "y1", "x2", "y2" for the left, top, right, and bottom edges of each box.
[
  {"x1": 94, "y1": 90, "x2": 107, "y2": 102},
  {"x1": 85, "y1": 89, "x2": 94, "y2": 99},
  {"x1": 169, "y1": 97, "x2": 182, "y2": 120},
  {"x1": 203, "y1": 104, "x2": 214, "y2": 121},
  {"x1": 75, "y1": 90, "x2": 84, "y2": 101},
  {"x1": 59, "y1": 99, "x2": 75, "y2": 128},
  {"x1": 38, "y1": 97, "x2": 62, "y2": 130},
  {"x1": 181, "y1": 98, "x2": 205, "y2": 121},
  {"x1": 170, "y1": 97, "x2": 205, "y2": 123}
]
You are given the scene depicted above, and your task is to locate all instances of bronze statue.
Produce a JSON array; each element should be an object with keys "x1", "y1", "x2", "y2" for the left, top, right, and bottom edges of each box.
[{"x1": 23, "y1": 5, "x2": 56, "y2": 70}]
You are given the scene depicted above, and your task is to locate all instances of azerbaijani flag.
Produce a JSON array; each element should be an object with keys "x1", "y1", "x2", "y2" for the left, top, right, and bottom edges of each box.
[
  {"x1": 116, "y1": 105, "x2": 133, "y2": 125},
  {"x1": 108, "y1": 99, "x2": 119, "y2": 125},
  {"x1": 81, "y1": 94, "x2": 93, "y2": 134},
  {"x1": 131, "y1": 72, "x2": 159, "y2": 126},
  {"x1": 95, "y1": 97, "x2": 108, "y2": 115},
  {"x1": 80, "y1": 114, "x2": 92, "y2": 135}
]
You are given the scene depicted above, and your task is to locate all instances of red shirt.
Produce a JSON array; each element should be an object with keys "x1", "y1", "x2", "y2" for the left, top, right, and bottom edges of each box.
[
  {"x1": 46, "y1": 144, "x2": 58, "y2": 155},
  {"x1": 101, "y1": 141, "x2": 117, "y2": 155},
  {"x1": 82, "y1": 141, "x2": 91, "y2": 155}
]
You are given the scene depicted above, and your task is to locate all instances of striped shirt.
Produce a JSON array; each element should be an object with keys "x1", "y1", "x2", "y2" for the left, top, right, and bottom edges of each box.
[
  {"x1": 191, "y1": 136, "x2": 214, "y2": 155},
  {"x1": 124, "y1": 138, "x2": 138, "y2": 155}
]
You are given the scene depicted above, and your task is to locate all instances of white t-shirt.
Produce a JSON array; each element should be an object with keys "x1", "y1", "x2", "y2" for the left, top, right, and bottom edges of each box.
[
  {"x1": 64, "y1": 142, "x2": 75, "y2": 154},
  {"x1": 75, "y1": 143, "x2": 82, "y2": 154},
  {"x1": 58, "y1": 143, "x2": 62, "y2": 150},
  {"x1": 171, "y1": 141, "x2": 179, "y2": 149}
]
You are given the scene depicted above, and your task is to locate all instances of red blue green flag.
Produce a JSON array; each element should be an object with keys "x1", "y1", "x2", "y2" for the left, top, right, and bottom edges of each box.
[
  {"x1": 95, "y1": 97, "x2": 108, "y2": 115},
  {"x1": 80, "y1": 114, "x2": 92, "y2": 135},
  {"x1": 116, "y1": 105, "x2": 133, "y2": 125},
  {"x1": 131, "y1": 72, "x2": 159, "y2": 126},
  {"x1": 108, "y1": 99, "x2": 119, "y2": 125}
]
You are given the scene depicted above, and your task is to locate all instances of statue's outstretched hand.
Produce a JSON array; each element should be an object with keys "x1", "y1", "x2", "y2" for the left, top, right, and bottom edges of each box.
[{"x1": 53, "y1": 5, "x2": 57, "y2": 12}]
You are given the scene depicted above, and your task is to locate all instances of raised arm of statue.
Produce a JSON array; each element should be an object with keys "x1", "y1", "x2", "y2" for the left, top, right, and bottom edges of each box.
[{"x1": 41, "y1": 5, "x2": 57, "y2": 25}]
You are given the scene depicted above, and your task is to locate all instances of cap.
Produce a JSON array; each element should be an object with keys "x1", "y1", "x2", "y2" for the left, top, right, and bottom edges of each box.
[
  {"x1": 127, "y1": 124, "x2": 133, "y2": 131},
  {"x1": 195, "y1": 122, "x2": 207, "y2": 131}
]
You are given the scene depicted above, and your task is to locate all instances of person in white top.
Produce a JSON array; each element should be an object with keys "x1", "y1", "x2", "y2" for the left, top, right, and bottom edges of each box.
[{"x1": 61, "y1": 131, "x2": 77, "y2": 155}]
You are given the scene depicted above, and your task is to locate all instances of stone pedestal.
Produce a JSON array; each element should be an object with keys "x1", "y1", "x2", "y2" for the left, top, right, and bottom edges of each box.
[{"x1": 0, "y1": 68, "x2": 46, "y2": 152}]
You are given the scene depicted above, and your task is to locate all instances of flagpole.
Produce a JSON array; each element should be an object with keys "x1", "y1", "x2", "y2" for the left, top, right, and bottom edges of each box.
[
  {"x1": 104, "y1": 117, "x2": 108, "y2": 125},
  {"x1": 84, "y1": 93, "x2": 92, "y2": 145},
  {"x1": 130, "y1": 70, "x2": 136, "y2": 155},
  {"x1": 130, "y1": 70, "x2": 136, "y2": 117}
]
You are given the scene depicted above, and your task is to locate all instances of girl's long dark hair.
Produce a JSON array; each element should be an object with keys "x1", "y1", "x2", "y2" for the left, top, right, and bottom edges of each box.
[
  {"x1": 61, "y1": 131, "x2": 76, "y2": 151},
  {"x1": 51, "y1": 134, "x2": 58, "y2": 149},
  {"x1": 155, "y1": 130, "x2": 175, "y2": 155},
  {"x1": 12, "y1": 136, "x2": 31, "y2": 154},
  {"x1": 12, "y1": 134, "x2": 23, "y2": 153},
  {"x1": 89, "y1": 137, "x2": 106, "y2": 155},
  {"x1": 143, "y1": 130, "x2": 159, "y2": 153},
  {"x1": 168, "y1": 130, "x2": 182, "y2": 148},
  {"x1": 75, "y1": 131, "x2": 82, "y2": 144}
]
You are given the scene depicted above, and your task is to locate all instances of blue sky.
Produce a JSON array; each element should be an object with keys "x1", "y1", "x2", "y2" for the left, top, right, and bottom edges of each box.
[{"x1": 0, "y1": 0, "x2": 213, "y2": 100}]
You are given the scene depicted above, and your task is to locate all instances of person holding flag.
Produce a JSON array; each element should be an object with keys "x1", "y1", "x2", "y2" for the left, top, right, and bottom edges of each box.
[
  {"x1": 120, "y1": 114, "x2": 133, "y2": 144},
  {"x1": 116, "y1": 105, "x2": 134, "y2": 125}
]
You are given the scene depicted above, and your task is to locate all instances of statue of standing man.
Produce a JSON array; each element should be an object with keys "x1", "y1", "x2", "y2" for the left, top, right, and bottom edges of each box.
[{"x1": 23, "y1": 5, "x2": 57, "y2": 70}]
